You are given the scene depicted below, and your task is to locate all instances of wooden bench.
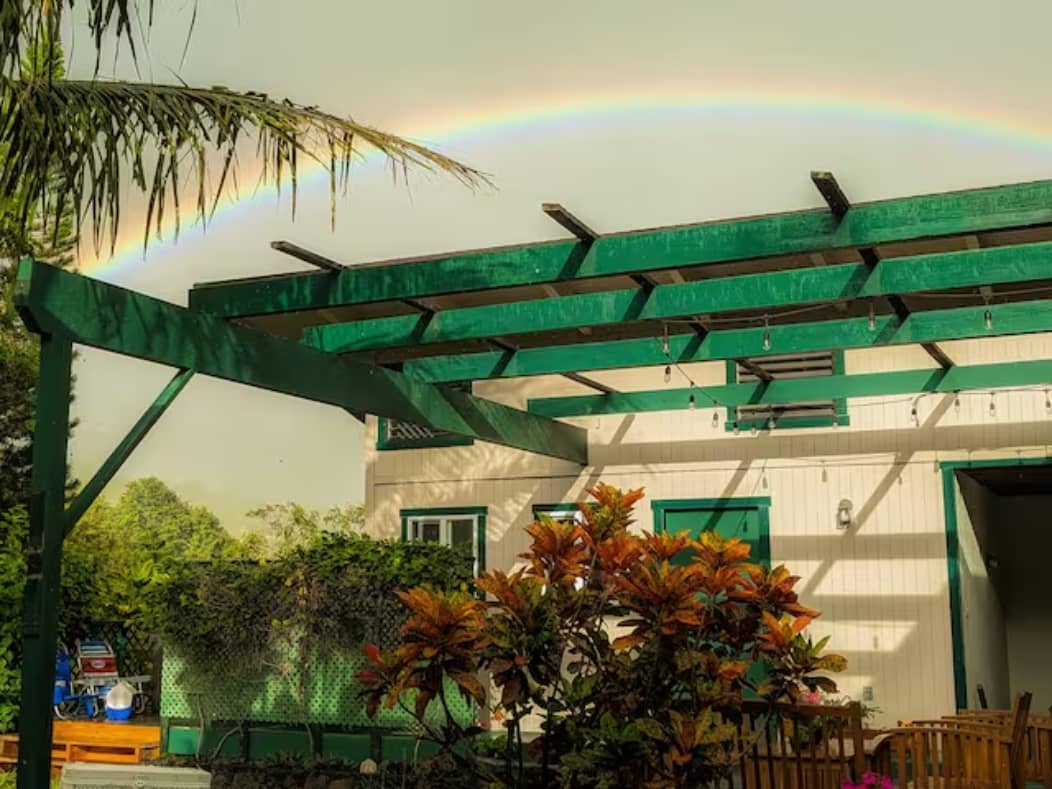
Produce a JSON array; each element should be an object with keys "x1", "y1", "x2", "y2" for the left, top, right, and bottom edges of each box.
[{"x1": 0, "y1": 720, "x2": 160, "y2": 772}]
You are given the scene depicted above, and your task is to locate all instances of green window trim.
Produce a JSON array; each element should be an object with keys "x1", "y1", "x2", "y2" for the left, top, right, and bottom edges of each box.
[
  {"x1": 723, "y1": 352, "x2": 849, "y2": 432},
  {"x1": 651, "y1": 497, "x2": 772, "y2": 567},
  {"x1": 532, "y1": 502, "x2": 583, "y2": 517},
  {"x1": 400, "y1": 506, "x2": 487, "y2": 575},
  {"x1": 939, "y1": 456, "x2": 1052, "y2": 711}
]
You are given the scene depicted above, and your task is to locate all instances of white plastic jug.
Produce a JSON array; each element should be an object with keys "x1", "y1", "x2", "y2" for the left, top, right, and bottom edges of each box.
[{"x1": 105, "y1": 680, "x2": 135, "y2": 721}]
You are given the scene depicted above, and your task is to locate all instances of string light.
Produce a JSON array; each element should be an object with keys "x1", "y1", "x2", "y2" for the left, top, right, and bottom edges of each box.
[
  {"x1": 711, "y1": 410, "x2": 720, "y2": 429},
  {"x1": 1045, "y1": 389, "x2": 1051, "y2": 415},
  {"x1": 832, "y1": 413, "x2": 839, "y2": 429},
  {"x1": 954, "y1": 392, "x2": 961, "y2": 413},
  {"x1": 750, "y1": 423, "x2": 759, "y2": 437},
  {"x1": 989, "y1": 392, "x2": 997, "y2": 417},
  {"x1": 984, "y1": 308, "x2": 993, "y2": 331},
  {"x1": 766, "y1": 415, "x2": 776, "y2": 431},
  {"x1": 688, "y1": 390, "x2": 696, "y2": 410},
  {"x1": 662, "y1": 324, "x2": 670, "y2": 356},
  {"x1": 868, "y1": 302, "x2": 876, "y2": 332},
  {"x1": 910, "y1": 403, "x2": 919, "y2": 427},
  {"x1": 732, "y1": 420, "x2": 740, "y2": 435},
  {"x1": 762, "y1": 315, "x2": 771, "y2": 351},
  {"x1": 664, "y1": 365, "x2": 672, "y2": 384}
]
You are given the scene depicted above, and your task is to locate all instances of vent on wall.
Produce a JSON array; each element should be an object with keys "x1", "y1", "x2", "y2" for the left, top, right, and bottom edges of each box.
[
  {"x1": 378, "y1": 381, "x2": 475, "y2": 450},
  {"x1": 729, "y1": 351, "x2": 846, "y2": 429}
]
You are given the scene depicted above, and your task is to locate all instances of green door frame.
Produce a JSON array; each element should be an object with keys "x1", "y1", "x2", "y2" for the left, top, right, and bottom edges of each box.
[
  {"x1": 651, "y1": 497, "x2": 772, "y2": 566},
  {"x1": 939, "y1": 456, "x2": 1052, "y2": 711}
]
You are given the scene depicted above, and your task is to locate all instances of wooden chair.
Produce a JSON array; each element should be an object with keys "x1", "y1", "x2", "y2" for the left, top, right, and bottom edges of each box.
[
  {"x1": 1027, "y1": 717, "x2": 1052, "y2": 787},
  {"x1": 733, "y1": 700, "x2": 867, "y2": 788},
  {"x1": 875, "y1": 691, "x2": 1032, "y2": 788}
]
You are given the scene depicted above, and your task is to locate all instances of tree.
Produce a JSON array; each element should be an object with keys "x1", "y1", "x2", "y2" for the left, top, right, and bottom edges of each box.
[
  {"x1": 0, "y1": 1, "x2": 483, "y2": 256},
  {"x1": 246, "y1": 500, "x2": 366, "y2": 558}
]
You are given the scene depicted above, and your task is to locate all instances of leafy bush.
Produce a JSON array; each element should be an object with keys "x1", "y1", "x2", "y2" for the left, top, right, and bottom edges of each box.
[
  {"x1": 143, "y1": 532, "x2": 475, "y2": 678},
  {"x1": 0, "y1": 507, "x2": 27, "y2": 734},
  {"x1": 361, "y1": 484, "x2": 846, "y2": 788}
]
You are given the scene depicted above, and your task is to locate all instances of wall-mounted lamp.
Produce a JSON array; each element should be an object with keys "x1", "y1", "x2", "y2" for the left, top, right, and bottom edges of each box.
[{"x1": 836, "y1": 499, "x2": 853, "y2": 530}]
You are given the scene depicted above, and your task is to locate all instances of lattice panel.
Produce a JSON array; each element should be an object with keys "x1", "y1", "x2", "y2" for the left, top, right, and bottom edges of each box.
[{"x1": 160, "y1": 608, "x2": 473, "y2": 731}]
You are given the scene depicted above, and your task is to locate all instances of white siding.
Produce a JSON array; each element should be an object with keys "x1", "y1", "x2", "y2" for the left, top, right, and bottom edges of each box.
[{"x1": 364, "y1": 334, "x2": 1052, "y2": 726}]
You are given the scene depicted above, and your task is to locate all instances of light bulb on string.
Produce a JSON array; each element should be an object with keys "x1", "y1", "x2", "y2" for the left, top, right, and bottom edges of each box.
[
  {"x1": 984, "y1": 309, "x2": 993, "y2": 330},
  {"x1": 954, "y1": 392, "x2": 961, "y2": 413},
  {"x1": 750, "y1": 423, "x2": 759, "y2": 437},
  {"x1": 732, "y1": 420, "x2": 740, "y2": 435},
  {"x1": 762, "y1": 316, "x2": 771, "y2": 351},
  {"x1": 910, "y1": 403, "x2": 919, "y2": 427},
  {"x1": 868, "y1": 302, "x2": 876, "y2": 332},
  {"x1": 711, "y1": 410, "x2": 720, "y2": 429},
  {"x1": 1045, "y1": 389, "x2": 1051, "y2": 415},
  {"x1": 664, "y1": 365, "x2": 672, "y2": 384},
  {"x1": 688, "y1": 384, "x2": 696, "y2": 411},
  {"x1": 662, "y1": 324, "x2": 670, "y2": 356},
  {"x1": 989, "y1": 392, "x2": 997, "y2": 417},
  {"x1": 832, "y1": 413, "x2": 839, "y2": 430},
  {"x1": 767, "y1": 415, "x2": 776, "y2": 431}
]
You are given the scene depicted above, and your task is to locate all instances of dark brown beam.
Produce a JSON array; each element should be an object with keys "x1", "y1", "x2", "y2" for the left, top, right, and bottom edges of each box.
[
  {"x1": 819, "y1": 176, "x2": 953, "y2": 370},
  {"x1": 271, "y1": 240, "x2": 344, "y2": 272},
  {"x1": 542, "y1": 203, "x2": 598, "y2": 242},
  {"x1": 810, "y1": 171, "x2": 851, "y2": 219},
  {"x1": 563, "y1": 372, "x2": 618, "y2": 394}
]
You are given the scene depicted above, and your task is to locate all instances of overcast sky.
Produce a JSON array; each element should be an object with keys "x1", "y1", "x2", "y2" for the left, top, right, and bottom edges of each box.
[{"x1": 65, "y1": 0, "x2": 1052, "y2": 531}]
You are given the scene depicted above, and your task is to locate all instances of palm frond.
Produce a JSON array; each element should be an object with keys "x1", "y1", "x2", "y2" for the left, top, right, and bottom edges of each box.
[
  {"x1": 0, "y1": 77, "x2": 488, "y2": 251},
  {"x1": 2, "y1": 0, "x2": 154, "y2": 75}
]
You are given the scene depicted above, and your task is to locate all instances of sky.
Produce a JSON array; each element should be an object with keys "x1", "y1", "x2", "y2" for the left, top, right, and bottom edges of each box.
[{"x1": 63, "y1": 0, "x2": 1052, "y2": 531}]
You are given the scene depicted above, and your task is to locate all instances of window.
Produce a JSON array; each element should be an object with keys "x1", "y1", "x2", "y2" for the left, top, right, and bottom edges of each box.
[
  {"x1": 378, "y1": 382, "x2": 474, "y2": 450},
  {"x1": 725, "y1": 350, "x2": 848, "y2": 431},
  {"x1": 401, "y1": 507, "x2": 486, "y2": 576},
  {"x1": 532, "y1": 503, "x2": 584, "y2": 525}
]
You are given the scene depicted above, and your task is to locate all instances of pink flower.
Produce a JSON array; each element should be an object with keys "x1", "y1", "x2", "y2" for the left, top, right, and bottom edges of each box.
[{"x1": 843, "y1": 774, "x2": 893, "y2": 789}]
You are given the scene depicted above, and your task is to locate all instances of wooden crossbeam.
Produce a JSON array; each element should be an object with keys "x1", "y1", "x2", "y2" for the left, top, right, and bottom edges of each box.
[
  {"x1": 527, "y1": 358, "x2": 1052, "y2": 418},
  {"x1": 304, "y1": 241, "x2": 1052, "y2": 355},
  {"x1": 812, "y1": 174, "x2": 954, "y2": 370},
  {"x1": 14, "y1": 260, "x2": 587, "y2": 464},
  {"x1": 542, "y1": 203, "x2": 597, "y2": 241},
  {"x1": 270, "y1": 240, "x2": 344, "y2": 272},
  {"x1": 192, "y1": 179, "x2": 1052, "y2": 317},
  {"x1": 401, "y1": 298, "x2": 1052, "y2": 382}
]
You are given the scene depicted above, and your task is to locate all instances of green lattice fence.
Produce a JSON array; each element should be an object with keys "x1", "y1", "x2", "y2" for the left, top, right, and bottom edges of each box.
[{"x1": 160, "y1": 598, "x2": 474, "y2": 732}]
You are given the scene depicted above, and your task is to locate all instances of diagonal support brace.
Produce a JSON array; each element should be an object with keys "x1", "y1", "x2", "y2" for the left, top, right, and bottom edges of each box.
[{"x1": 65, "y1": 368, "x2": 195, "y2": 535}]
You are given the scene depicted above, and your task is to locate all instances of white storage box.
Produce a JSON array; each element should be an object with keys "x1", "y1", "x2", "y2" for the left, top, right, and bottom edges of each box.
[{"x1": 59, "y1": 762, "x2": 211, "y2": 788}]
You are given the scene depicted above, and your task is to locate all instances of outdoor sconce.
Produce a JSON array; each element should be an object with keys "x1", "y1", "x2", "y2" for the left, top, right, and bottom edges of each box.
[{"x1": 836, "y1": 499, "x2": 853, "y2": 530}]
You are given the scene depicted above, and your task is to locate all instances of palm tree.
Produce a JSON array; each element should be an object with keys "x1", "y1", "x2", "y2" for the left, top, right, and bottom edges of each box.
[{"x1": 0, "y1": 1, "x2": 484, "y2": 255}]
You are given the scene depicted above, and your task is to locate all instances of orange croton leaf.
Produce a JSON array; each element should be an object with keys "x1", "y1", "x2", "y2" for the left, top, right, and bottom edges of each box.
[
  {"x1": 642, "y1": 531, "x2": 692, "y2": 562},
  {"x1": 521, "y1": 516, "x2": 591, "y2": 587},
  {"x1": 595, "y1": 531, "x2": 644, "y2": 575},
  {"x1": 579, "y1": 483, "x2": 645, "y2": 542},
  {"x1": 693, "y1": 530, "x2": 752, "y2": 568}
]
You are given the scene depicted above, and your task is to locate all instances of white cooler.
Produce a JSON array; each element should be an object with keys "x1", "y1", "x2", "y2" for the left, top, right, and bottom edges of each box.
[{"x1": 59, "y1": 763, "x2": 211, "y2": 788}]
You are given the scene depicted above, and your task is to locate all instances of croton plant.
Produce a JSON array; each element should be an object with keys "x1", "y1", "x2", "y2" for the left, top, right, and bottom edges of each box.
[{"x1": 359, "y1": 484, "x2": 846, "y2": 788}]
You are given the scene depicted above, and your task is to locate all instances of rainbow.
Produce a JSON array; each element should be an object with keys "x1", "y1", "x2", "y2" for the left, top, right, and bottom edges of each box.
[{"x1": 77, "y1": 84, "x2": 1052, "y2": 281}]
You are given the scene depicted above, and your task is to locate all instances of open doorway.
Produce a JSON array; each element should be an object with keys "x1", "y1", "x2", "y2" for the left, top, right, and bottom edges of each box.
[{"x1": 943, "y1": 460, "x2": 1052, "y2": 714}]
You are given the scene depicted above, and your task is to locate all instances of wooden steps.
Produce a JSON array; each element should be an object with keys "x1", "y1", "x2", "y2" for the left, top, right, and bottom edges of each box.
[{"x1": 0, "y1": 720, "x2": 160, "y2": 771}]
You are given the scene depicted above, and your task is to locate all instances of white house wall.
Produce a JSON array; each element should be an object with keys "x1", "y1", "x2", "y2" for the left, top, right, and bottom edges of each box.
[{"x1": 363, "y1": 333, "x2": 1052, "y2": 726}]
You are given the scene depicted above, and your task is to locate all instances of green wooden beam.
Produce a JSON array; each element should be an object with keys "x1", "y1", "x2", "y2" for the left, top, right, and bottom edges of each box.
[
  {"x1": 190, "y1": 179, "x2": 1052, "y2": 318},
  {"x1": 528, "y1": 358, "x2": 1052, "y2": 417},
  {"x1": 403, "y1": 299, "x2": 1052, "y2": 382},
  {"x1": 17, "y1": 334, "x2": 73, "y2": 789},
  {"x1": 305, "y1": 241, "x2": 1052, "y2": 354},
  {"x1": 65, "y1": 368, "x2": 195, "y2": 535},
  {"x1": 14, "y1": 260, "x2": 587, "y2": 464}
]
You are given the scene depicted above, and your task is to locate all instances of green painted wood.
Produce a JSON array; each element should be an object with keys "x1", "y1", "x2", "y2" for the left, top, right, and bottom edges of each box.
[
  {"x1": 939, "y1": 456, "x2": 1052, "y2": 712},
  {"x1": 191, "y1": 179, "x2": 1052, "y2": 318},
  {"x1": 16, "y1": 335, "x2": 73, "y2": 789},
  {"x1": 13, "y1": 260, "x2": 587, "y2": 464},
  {"x1": 305, "y1": 242, "x2": 1052, "y2": 354},
  {"x1": 65, "y1": 368, "x2": 195, "y2": 535},
  {"x1": 528, "y1": 358, "x2": 1052, "y2": 417},
  {"x1": 406, "y1": 298, "x2": 1052, "y2": 382}
]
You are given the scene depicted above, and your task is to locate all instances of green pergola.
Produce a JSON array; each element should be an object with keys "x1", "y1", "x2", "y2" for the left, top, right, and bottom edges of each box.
[{"x1": 15, "y1": 172, "x2": 1052, "y2": 786}]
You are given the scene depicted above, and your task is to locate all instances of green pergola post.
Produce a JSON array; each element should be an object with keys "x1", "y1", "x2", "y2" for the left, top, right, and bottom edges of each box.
[{"x1": 17, "y1": 333, "x2": 73, "y2": 789}]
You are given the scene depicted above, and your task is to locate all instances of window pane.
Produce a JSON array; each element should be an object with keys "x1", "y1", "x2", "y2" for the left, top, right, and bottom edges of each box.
[
  {"x1": 414, "y1": 520, "x2": 441, "y2": 543},
  {"x1": 448, "y1": 518, "x2": 475, "y2": 552}
]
